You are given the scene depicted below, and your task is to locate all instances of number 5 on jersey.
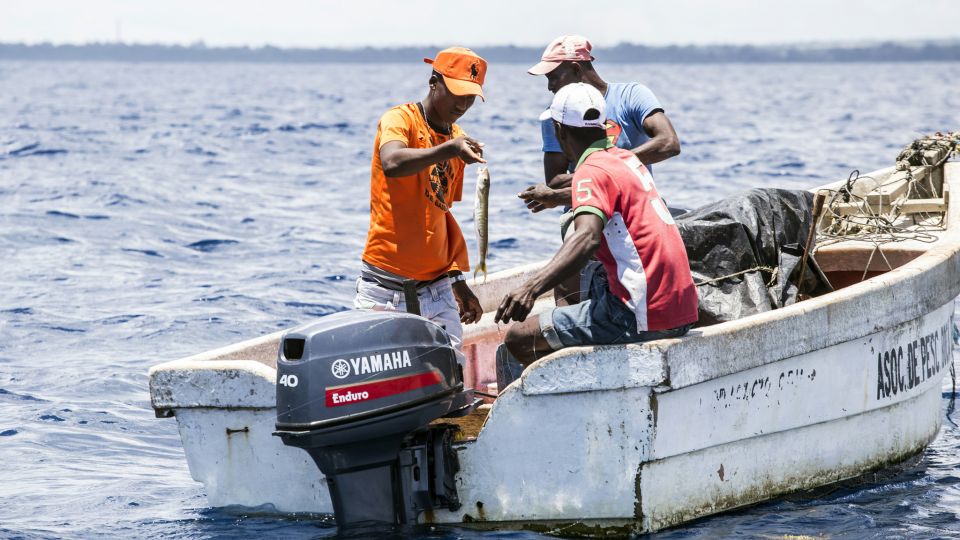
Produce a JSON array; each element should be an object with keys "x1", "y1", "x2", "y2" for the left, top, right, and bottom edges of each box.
[{"x1": 576, "y1": 178, "x2": 594, "y2": 202}]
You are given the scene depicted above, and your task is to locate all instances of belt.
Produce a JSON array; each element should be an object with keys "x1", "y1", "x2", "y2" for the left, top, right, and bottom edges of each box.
[{"x1": 360, "y1": 272, "x2": 448, "y2": 292}]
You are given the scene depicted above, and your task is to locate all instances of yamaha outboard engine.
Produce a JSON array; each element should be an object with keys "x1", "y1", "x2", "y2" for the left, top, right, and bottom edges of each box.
[{"x1": 274, "y1": 310, "x2": 477, "y2": 527}]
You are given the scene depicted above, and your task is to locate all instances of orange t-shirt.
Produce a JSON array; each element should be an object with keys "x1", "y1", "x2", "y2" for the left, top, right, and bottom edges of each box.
[{"x1": 361, "y1": 103, "x2": 469, "y2": 281}]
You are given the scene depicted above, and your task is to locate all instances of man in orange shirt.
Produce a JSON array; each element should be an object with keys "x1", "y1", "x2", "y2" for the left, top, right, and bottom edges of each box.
[{"x1": 355, "y1": 47, "x2": 487, "y2": 361}]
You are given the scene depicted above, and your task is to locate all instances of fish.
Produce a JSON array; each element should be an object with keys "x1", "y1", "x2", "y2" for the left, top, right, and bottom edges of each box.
[{"x1": 474, "y1": 167, "x2": 490, "y2": 282}]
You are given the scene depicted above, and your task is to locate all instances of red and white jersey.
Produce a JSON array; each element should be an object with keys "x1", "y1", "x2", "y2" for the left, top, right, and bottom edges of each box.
[{"x1": 572, "y1": 141, "x2": 698, "y2": 331}]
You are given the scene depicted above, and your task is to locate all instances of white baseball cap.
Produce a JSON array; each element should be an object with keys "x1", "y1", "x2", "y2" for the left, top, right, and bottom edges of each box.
[{"x1": 538, "y1": 83, "x2": 606, "y2": 128}]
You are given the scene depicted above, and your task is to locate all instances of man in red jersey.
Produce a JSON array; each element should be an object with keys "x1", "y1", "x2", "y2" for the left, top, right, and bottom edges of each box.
[{"x1": 495, "y1": 83, "x2": 697, "y2": 370}]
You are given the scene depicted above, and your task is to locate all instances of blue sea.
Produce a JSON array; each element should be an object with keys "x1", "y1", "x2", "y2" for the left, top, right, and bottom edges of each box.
[{"x1": 1, "y1": 60, "x2": 960, "y2": 539}]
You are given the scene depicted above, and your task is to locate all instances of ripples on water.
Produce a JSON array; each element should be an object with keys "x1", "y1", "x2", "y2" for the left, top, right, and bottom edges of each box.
[{"x1": 1, "y1": 61, "x2": 959, "y2": 539}]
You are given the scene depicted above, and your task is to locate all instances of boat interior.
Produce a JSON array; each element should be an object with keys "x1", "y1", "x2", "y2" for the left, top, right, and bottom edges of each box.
[{"x1": 815, "y1": 156, "x2": 949, "y2": 289}]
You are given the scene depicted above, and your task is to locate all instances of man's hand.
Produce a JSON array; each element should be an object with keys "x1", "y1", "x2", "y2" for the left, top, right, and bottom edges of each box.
[
  {"x1": 518, "y1": 183, "x2": 568, "y2": 213},
  {"x1": 495, "y1": 284, "x2": 538, "y2": 324},
  {"x1": 448, "y1": 136, "x2": 486, "y2": 165},
  {"x1": 452, "y1": 280, "x2": 483, "y2": 324}
]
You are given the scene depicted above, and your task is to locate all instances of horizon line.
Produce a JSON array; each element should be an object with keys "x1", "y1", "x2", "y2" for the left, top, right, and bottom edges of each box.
[{"x1": 5, "y1": 38, "x2": 960, "y2": 50}]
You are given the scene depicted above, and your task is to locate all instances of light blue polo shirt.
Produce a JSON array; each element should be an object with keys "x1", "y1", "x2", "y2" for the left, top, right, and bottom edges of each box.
[{"x1": 541, "y1": 82, "x2": 663, "y2": 175}]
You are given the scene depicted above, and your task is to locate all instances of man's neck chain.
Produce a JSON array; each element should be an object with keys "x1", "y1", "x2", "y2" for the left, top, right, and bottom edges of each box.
[{"x1": 418, "y1": 101, "x2": 451, "y2": 137}]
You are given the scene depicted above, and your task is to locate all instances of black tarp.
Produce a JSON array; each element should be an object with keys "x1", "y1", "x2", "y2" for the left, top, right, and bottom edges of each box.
[{"x1": 676, "y1": 188, "x2": 831, "y2": 326}]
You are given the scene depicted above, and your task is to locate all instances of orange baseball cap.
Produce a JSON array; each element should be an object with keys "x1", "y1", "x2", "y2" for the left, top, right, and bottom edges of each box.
[{"x1": 424, "y1": 47, "x2": 487, "y2": 101}]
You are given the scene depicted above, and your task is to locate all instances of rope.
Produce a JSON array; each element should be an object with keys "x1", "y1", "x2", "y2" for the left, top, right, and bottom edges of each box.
[{"x1": 696, "y1": 266, "x2": 778, "y2": 288}]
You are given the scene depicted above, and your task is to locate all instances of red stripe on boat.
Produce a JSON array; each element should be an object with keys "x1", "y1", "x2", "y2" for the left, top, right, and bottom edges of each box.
[{"x1": 325, "y1": 371, "x2": 443, "y2": 407}]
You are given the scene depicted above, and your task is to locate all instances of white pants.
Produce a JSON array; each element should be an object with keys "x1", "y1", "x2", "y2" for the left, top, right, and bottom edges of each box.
[{"x1": 354, "y1": 277, "x2": 465, "y2": 364}]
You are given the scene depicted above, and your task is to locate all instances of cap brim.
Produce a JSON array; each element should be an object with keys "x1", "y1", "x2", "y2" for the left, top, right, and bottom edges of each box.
[
  {"x1": 442, "y1": 75, "x2": 485, "y2": 101},
  {"x1": 538, "y1": 109, "x2": 553, "y2": 121},
  {"x1": 527, "y1": 60, "x2": 561, "y2": 76}
]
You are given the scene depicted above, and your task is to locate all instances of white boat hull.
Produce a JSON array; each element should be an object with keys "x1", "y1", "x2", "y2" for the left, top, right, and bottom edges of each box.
[{"x1": 437, "y1": 300, "x2": 952, "y2": 530}]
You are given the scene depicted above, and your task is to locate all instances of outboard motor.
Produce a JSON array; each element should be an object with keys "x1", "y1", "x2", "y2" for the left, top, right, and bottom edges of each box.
[{"x1": 274, "y1": 310, "x2": 477, "y2": 527}]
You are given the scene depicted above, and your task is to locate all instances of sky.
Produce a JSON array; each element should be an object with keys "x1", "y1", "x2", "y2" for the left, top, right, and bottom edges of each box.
[{"x1": 4, "y1": 0, "x2": 960, "y2": 48}]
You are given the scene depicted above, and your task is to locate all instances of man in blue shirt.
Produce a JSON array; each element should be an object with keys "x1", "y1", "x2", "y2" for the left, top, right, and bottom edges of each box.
[{"x1": 519, "y1": 34, "x2": 682, "y2": 306}]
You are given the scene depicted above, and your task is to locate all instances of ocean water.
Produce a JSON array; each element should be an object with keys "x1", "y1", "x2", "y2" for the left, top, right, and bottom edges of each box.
[{"x1": 1, "y1": 60, "x2": 959, "y2": 539}]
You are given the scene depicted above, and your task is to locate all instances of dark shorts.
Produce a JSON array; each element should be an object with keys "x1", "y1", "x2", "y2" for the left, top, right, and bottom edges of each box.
[{"x1": 540, "y1": 263, "x2": 691, "y2": 348}]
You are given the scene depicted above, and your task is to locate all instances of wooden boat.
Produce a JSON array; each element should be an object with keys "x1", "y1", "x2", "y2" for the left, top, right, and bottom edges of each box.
[{"x1": 149, "y1": 135, "x2": 959, "y2": 535}]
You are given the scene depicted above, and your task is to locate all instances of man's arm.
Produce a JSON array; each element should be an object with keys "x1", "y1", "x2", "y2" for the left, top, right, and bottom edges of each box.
[
  {"x1": 544, "y1": 152, "x2": 572, "y2": 189},
  {"x1": 380, "y1": 137, "x2": 485, "y2": 177},
  {"x1": 495, "y1": 213, "x2": 603, "y2": 323},
  {"x1": 630, "y1": 111, "x2": 680, "y2": 165},
  {"x1": 446, "y1": 248, "x2": 483, "y2": 324},
  {"x1": 541, "y1": 115, "x2": 570, "y2": 188}
]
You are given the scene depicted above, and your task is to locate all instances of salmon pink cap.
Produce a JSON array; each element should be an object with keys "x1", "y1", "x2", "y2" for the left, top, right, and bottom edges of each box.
[{"x1": 528, "y1": 35, "x2": 595, "y2": 75}]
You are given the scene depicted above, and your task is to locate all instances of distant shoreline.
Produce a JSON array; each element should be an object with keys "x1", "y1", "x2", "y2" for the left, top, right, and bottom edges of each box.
[{"x1": 2, "y1": 41, "x2": 959, "y2": 63}]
